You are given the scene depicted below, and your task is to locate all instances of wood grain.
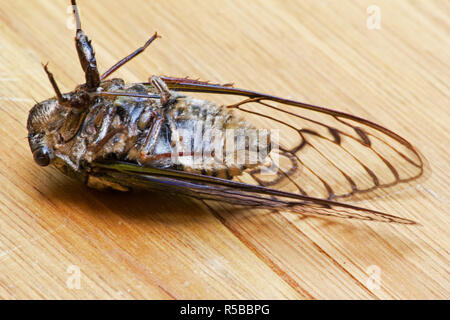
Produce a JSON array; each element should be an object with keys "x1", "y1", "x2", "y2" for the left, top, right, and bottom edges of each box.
[{"x1": 0, "y1": 0, "x2": 448, "y2": 299}]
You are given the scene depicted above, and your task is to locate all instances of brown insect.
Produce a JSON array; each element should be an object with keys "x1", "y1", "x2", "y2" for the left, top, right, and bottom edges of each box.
[{"x1": 27, "y1": 0, "x2": 424, "y2": 224}]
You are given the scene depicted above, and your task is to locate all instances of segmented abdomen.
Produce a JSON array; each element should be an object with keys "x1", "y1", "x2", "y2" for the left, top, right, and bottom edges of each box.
[{"x1": 159, "y1": 96, "x2": 271, "y2": 179}]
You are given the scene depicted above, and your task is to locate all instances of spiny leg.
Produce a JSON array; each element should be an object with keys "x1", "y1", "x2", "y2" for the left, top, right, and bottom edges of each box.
[
  {"x1": 71, "y1": 0, "x2": 100, "y2": 89},
  {"x1": 138, "y1": 110, "x2": 164, "y2": 163},
  {"x1": 88, "y1": 126, "x2": 127, "y2": 154},
  {"x1": 160, "y1": 75, "x2": 234, "y2": 87},
  {"x1": 136, "y1": 99, "x2": 195, "y2": 164},
  {"x1": 150, "y1": 75, "x2": 172, "y2": 106},
  {"x1": 101, "y1": 33, "x2": 160, "y2": 81},
  {"x1": 42, "y1": 63, "x2": 66, "y2": 105},
  {"x1": 43, "y1": 63, "x2": 90, "y2": 110}
]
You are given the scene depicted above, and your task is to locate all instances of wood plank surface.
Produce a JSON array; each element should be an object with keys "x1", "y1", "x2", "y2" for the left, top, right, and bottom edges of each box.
[{"x1": 0, "y1": 0, "x2": 448, "y2": 299}]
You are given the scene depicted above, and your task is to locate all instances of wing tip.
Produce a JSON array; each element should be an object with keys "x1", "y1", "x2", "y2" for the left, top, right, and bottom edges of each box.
[{"x1": 391, "y1": 216, "x2": 420, "y2": 226}]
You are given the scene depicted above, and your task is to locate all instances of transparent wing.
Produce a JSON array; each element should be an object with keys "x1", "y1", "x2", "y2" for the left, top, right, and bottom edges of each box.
[
  {"x1": 92, "y1": 162, "x2": 416, "y2": 224},
  {"x1": 160, "y1": 78, "x2": 425, "y2": 201}
]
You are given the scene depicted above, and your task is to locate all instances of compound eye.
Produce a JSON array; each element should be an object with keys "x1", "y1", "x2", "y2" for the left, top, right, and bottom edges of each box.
[{"x1": 33, "y1": 147, "x2": 51, "y2": 167}]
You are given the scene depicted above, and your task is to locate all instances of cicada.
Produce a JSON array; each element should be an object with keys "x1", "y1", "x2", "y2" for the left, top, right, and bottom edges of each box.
[{"x1": 27, "y1": 0, "x2": 424, "y2": 224}]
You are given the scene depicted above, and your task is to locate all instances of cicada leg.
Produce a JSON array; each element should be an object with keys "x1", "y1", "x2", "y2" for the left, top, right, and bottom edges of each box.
[
  {"x1": 71, "y1": 0, "x2": 100, "y2": 89},
  {"x1": 42, "y1": 63, "x2": 66, "y2": 105},
  {"x1": 101, "y1": 33, "x2": 160, "y2": 81},
  {"x1": 88, "y1": 126, "x2": 127, "y2": 154},
  {"x1": 138, "y1": 109, "x2": 164, "y2": 164},
  {"x1": 137, "y1": 75, "x2": 194, "y2": 165},
  {"x1": 150, "y1": 75, "x2": 172, "y2": 106},
  {"x1": 160, "y1": 76, "x2": 234, "y2": 88}
]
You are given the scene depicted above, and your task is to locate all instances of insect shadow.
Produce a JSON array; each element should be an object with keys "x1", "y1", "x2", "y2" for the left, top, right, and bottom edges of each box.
[
  {"x1": 39, "y1": 168, "x2": 224, "y2": 225},
  {"x1": 33, "y1": 166, "x2": 423, "y2": 261}
]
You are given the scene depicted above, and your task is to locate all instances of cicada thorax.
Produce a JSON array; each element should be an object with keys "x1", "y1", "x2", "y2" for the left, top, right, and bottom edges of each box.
[{"x1": 58, "y1": 79, "x2": 271, "y2": 182}]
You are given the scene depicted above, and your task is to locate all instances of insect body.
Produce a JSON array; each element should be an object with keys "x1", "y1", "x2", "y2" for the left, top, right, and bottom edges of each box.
[
  {"x1": 27, "y1": 1, "x2": 424, "y2": 224},
  {"x1": 28, "y1": 77, "x2": 268, "y2": 187}
]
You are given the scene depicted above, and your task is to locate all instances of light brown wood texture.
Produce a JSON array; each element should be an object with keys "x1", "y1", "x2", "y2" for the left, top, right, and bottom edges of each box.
[{"x1": 0, "y1": 0, "x2": 448, "y2": 299}]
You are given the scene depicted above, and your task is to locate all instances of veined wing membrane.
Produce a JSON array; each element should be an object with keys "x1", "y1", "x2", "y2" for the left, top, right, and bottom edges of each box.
[
  {"x1": 92, "y1": 161, "x2": 416, "y2": 224},
  {"x1": 160, "y1": 79, "x2": 424, "y2": 201}
]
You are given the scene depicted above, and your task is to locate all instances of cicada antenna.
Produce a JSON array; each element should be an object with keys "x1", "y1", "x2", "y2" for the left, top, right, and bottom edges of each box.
[{"x1": 71, "y1": 0, "x2": 100, "y2": 90}]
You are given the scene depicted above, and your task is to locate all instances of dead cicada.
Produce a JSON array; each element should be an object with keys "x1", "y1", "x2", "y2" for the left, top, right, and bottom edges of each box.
[{"x1": 27, "y1": 0, "x2": 424, "y2": 224}]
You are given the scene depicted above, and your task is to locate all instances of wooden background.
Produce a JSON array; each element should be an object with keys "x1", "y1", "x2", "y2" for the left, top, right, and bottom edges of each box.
[{"x1": 0, "y1": 0, "x2": 448, "y2": 299}]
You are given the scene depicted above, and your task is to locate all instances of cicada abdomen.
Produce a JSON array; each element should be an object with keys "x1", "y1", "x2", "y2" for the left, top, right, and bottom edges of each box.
[{"x1": 148, "y1": 95, "x2": 271, "y2": 179}]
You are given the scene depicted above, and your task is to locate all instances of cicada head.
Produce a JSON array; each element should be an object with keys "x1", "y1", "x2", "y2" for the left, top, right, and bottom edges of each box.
[
  {"x1": 27, "y1": 98, "x2": 67, "y2": 167},
  {"x1": 27, "y1": 0, "x2": 102, "y2": 168}
]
